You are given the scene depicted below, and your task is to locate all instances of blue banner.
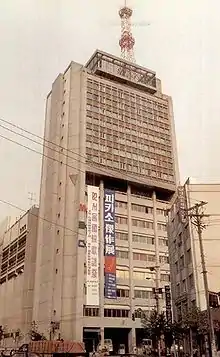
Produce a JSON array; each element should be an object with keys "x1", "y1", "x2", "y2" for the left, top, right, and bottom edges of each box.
[{"x1": 104, "y1": 189, "x2": 117, "y2": 299}]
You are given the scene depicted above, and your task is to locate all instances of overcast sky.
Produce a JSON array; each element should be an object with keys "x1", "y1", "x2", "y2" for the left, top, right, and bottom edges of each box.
[{"x1": 0, "y1": 0, "x2": 219, "y2": 222}]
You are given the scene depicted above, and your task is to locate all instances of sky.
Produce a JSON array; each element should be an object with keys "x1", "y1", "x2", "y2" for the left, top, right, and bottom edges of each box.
[{"x1": 0, "y1": 0, "x2": 220, "y2": 222}]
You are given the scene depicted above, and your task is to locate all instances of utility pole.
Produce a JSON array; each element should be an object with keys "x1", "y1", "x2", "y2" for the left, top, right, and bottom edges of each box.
[
  {"x1": 187, "y1": 202, "x2": 217, "y2": 357},
  {"x1": 147, "y1": 265, "x2": 163, "y2": 357}
]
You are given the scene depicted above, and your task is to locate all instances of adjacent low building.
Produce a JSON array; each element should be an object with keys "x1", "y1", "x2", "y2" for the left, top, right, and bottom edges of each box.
[
  {"x1": 0, "y1": 206, "x2": 39, "y2": 348},
  {"x1": 167, "y1": 179, "x2": 220, "y2": 319}
]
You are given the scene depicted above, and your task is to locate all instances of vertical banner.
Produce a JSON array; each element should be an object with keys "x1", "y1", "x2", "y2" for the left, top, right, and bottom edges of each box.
[
  {"x1": 86, "y1": 186, "x2": 99, "y2": 305},
  {"x1": 104, "y1": 189, "x2": 117, "y2": 299},
  {"x1": 165, "y1": 285, "x2": 172, "y2": 324}
]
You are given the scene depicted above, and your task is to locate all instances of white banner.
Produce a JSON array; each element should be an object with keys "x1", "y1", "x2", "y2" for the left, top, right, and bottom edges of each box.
[{"x1": 86, "y1": 185, "x2": 99, "y2": 306}]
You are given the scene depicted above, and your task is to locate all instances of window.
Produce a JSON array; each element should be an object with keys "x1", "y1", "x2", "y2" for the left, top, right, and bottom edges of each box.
[
  {"x1": 178, "y1": 233, "x2": 182, "y2": 247},
  {"x1": 116, "y1": 232, "x2": 128, "y2": 241},
  {"x1": 186, "y1": 249, "x2": 192, "y2": 265},
  {"x1": 161, "y1": 274, "x2": 170, "y2": 282},
  {"x1": 159, "y1": 255, "x2": 169, "y2": 264},
  {"x1": 176, "y1": 283, "x2": 180, "y2": 296},
  {"x1": 83, "y1": 307, "x2": 99, "y2": 317},
  {"x1": 133, "y1": 252, "x2": 155, "y2": 262},
  {"x1": 133, "y1": 270, "x2": 155, "y2": 280},
  {"x1": 133, "y1": 235, "x2": 154, "y2": 245},
  {"x1": 116, "y1": 288, "x2": 130, "y2": 298},
  {"x1": 131, "y1": 204, "x2": 153, "y2": 214},
  {"x1": 157, "y1": 208, "x2": 165, "y2": 216},
  {"x1": 175, "y1": 261, "x2": 179, "y2": 274},
  {"x1": 189, "y1": 274, "x2": 194, "y2": 288},
  {"x1": 116, "y1": 201, "x2": 127, "y2": 209},
  {"x1": 159, "y1": 238, "x2": 168, "y2": 246},
  {"x1": 116, "y1": 250, "x2": 129, "y2": 259},
  {"x1": 104, "y1": 309, "x2": 129, "y2": 318},
  {"x1": 157, "y1": 223, "x2": 167, "y2": 231},
  {"x1": 134, "y1": 290, "x2": 154, "y2": 299},
  {"x1": 176, "y1": 304, "x2": 182, "y2": 321},
  {"x1": 20, "y1": 224, "x2": 27, "y2": 234},
  {"x1": 116, "y1": 269, "x2": 129, "y2": 279},
  {"x1": 115, "y1": 216, "x2": 128, "y2": 225},
  {"x1": 180, "y1": 255, "x2": 184, "y2": 270},
  {"x1": 135, "y1": 310, "x2": 150, "y2": 319},
  {"x1": 182, "y1": 279, "x2": 186, "y2": 292},
  {"x1": 132, "y1": 219, "x2": 153, "y2": 229}
]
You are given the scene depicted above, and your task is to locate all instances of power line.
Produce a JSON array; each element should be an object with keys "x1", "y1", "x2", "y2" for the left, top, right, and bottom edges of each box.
[
  {"x1": 0, "y1": 118, "x2": 140, "y2": 185},
  {"x1": 0, "y1": 133, "x2": 81, "y2": 173},
  {"x1": 0, "y1": 198, "x2": 81, "y2": 236},
  {"x1": 0, "y1": 117, "x2": 174, "y2": 190}
]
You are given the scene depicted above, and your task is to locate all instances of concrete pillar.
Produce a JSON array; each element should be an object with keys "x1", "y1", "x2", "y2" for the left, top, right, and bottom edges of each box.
[
  {"x1": 152, "y1": 191, "x2": 161, "y2": 313},
  {"x1": 99, "y1": 181, "x2": 105, "y2": 347},
  {"x1": 128, "y1": 328, "x2": 136, "y2": 353},
  {"x1": 127, "y1": 185, "x2": 136, "y2": 351}
]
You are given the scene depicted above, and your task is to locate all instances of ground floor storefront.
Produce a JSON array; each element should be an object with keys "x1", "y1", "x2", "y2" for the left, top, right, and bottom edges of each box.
[{"x1": 83, "y1": 327, "x2": 146, "y2": 354}]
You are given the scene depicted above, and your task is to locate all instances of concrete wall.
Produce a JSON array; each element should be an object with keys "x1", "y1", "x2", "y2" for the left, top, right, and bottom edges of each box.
[{"x1": 33, "y1": 62, "x2": 87, "y2": 339}]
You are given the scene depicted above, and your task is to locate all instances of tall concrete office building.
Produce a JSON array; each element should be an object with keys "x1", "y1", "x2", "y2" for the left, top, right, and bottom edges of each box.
[{"x1": 33, "y1": 50, "x2": 179, "y2": 351}]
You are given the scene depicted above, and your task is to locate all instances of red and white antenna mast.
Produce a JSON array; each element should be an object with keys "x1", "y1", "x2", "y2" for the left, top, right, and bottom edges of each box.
[{"x1": 119, "y1": 0, "x2": 135, "y2": 63}]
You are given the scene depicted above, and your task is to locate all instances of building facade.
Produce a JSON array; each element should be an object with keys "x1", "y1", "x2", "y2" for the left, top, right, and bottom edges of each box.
[
  {"x1": 0, "y1": 206, "x2": 39, "y2": 348},
  {"x1": 167, "y1": 179, "x2": 220, "y2": 321},
  {"x1": 33, "y1": 50, "x2": 179, "y2": 351}
]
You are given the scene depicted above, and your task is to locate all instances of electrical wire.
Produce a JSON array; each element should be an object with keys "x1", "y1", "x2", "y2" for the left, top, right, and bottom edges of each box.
[
  {"x1": 0, "y1": 197, "x2": 171, "y2": 268},
  {"x1": 0, "y1": 198, "x2": 81, "y2": 236},
  {"x1": 0, "y1": 133, "x2": 82, "y2": 173},
  {"x1": 0, "y1": 118, "x2": 170, "y2": 189}
]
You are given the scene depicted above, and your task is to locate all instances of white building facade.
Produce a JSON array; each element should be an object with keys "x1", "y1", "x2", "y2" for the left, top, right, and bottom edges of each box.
[{"x1": 33, "y1": 50, "x2": 179, "y2": 352}]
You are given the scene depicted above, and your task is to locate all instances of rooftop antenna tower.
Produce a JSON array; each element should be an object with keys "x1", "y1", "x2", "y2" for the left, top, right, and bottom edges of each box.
[{"x1": 119, "y1": 0, "x2": 135, "y2": 63}]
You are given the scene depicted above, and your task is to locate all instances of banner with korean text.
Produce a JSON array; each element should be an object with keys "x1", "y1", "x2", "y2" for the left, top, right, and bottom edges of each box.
[
  {"x1": 104, "y1": 189, "x2": 117, "y2": 299},
  {"x1": 86, "y1": 185, "x2": 99, "y2": 305}
]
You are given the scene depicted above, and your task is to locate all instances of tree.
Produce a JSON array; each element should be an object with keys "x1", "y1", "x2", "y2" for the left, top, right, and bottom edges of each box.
[
  {"x1": 181, "y1": 306, "x2": 209, "y2": 355},
  {"x1": 29, "y1": 321, "x2": 46, "y2": 341},
  {"x1": 142, "y1": 310, "x2": 186, "y2": 352},
  {"x1": 142, "y1": 310, "x2": 165, "y2": 349},
  {"x1": 182, "y1": 306, "x2": 208, "y2": 335}
]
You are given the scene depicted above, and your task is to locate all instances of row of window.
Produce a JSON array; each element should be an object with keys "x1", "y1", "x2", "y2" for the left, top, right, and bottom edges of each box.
[
  {"x1": 86, "y1": 143, "x2": 173, "y2": 170},
  {"x1": 175, "y1": 249, "x2": 192, "y2": 273},
  {"x1": 116, "y1": 269, "x2": 170, "y2": 282},
  {"x1": 115, "y1": 216, "x2": 167, "y2": 231},
  {"x1": 116, "y1": 201, "x2": 166, "y2": 216},
  {"x1": 86, "y1": 131, "x2": 172, "y2": 158},
  {"x1": 83, "y1": 307, "x2": 129, "y2": 318},
  {"x1": 87, "y1": 79, "x2": 168, "y2": 110},
  {"x1": 86, "y1": 105, "x2": 169, "y2": 130},
  {"x1": 83, "y1": 307, "x2": 153, "y2": 318},
  {"x1": 87, "y1": 155, "x2": 174, "y2": 183},
  {"x1": 87, "y1": 87, "x2": 169, "y2": 113},
  {"x1": 86, "y1": 134, "x2": 172, "y2": 159},
  {"x1": 86, "y1": 105, "x2": 170, "y2": 135},
  {"x1": 86, "y1": 118, "x2": 171, "y2": 147},
  {"x1": 115, "y1": 250, "x2": 169, "y2": 264},
  {"x1": 117, "y1": 233, "x2": 167, "y2": 247},
  {"x1": 176, "y1": 273, "x2": 194, "y2": 296},
  {"x1": 86, "y1": 121, "x2": 171, "y2": 146}
]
